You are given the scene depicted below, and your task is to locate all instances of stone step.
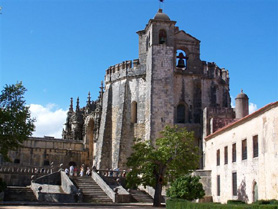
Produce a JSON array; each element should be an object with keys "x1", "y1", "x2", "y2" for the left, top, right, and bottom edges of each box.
[
  {"x1": 130, "y1": 189, "x2": 153, "y2": 203},
  {"x1": 71, "y1": 177, "x2": 112, "y2": 203},
  {"x1": 4, "y1": 186, "x2": 37, "y2": 202}
]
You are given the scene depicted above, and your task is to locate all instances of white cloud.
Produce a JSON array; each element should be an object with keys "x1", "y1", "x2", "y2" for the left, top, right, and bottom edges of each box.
[
  {"x1": 29, "y1": 104, "x2": 67, "y2": 138},
  {"x1": 249, "y1": 102, "x2": 258, "y2": 114}
]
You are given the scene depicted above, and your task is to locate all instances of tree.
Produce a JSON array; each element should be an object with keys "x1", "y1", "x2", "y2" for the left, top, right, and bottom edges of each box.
[
  {"x1": 0, "y1": 82, "x2": 35, "y2": 161},
  {"x1": 126, "y1": 125, "x2": 200, "y2": 207},
  {"x1": 166, "y1": 175, "x2": 205, "y2": 201}
]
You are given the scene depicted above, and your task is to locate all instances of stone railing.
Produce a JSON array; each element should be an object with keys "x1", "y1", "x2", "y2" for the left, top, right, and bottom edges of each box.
[
  {"x1": 96, "y1": 169, "x2": 127, "y2": 178},
  {"x1": 0, "y1": 165, "x2": 54, "y2": 175},
  {"x1": 92, "y1": 170, "x2": 130, "y2": 203}
]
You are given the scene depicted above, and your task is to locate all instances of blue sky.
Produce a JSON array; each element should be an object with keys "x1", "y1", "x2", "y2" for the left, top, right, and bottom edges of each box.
[{"x1": 0, "y1": 0, "x2": 277, "y2": 137}]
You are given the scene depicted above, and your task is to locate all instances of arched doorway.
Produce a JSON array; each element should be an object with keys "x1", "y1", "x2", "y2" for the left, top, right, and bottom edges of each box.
[{"x1": 252, "y1": 181, "x2": 258, "y2": 202}]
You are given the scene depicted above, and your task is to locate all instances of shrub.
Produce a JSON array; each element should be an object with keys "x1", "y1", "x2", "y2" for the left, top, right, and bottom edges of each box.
[
  {"x1": 227, "y1": 200, "x2": 246, "y2": 204},
  {"x1": 167, "y1": 175, "x2": 205, "y2": 201}
]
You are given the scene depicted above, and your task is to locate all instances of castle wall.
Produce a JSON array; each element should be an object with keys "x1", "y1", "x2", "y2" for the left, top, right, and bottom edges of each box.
[{"x1": 4, "y1": 137, "x2": 88, "y2": 169}]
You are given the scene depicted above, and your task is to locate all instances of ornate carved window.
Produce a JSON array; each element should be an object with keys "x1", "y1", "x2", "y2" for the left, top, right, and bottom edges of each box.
[
  {"x1": 131, "y1": 101, "x2": 137, "y2": 123},
  {"x1": 159, "y1": 29, "x2": 167, "y2": 44}
]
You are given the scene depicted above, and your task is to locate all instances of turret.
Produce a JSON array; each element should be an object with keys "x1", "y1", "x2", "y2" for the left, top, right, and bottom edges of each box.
[{"x1": 235, "y1": 90, "x2": 249, "y2": 119}]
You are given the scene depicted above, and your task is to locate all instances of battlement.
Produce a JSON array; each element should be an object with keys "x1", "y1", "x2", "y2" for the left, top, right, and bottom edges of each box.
[
  {"x1": 207, "y1": 107, "x2": 235, "y2": 118},
  {"x1": 105, "y1": 59, "x2": 140, "y2": 75},
  {"x1": 105, "y1": 59, "x2": 145, "y2": 83},
  {"x1": 202, "y1": 61, "x2": 229, "y2": 82}
]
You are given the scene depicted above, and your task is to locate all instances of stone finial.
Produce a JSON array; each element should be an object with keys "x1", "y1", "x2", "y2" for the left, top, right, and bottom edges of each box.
[
  {"x1": 100, "y1": 81, "x2": 104, "y2": 93},
  {"x1": 87, "y1": 92, "x2": 91, "y2": 105},
  {"x1": 69, "y1": 97, "x2": 73, "y2": 112},
  {"x1": 76, "y1": 97, "x2": 80, "y2": 111}
]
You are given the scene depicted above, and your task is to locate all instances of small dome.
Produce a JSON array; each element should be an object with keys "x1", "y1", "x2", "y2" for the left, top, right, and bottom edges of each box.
[
  {"x1": 154, "y1": 9, "x2": 170, "y2": 21},
  {"x1": 236, "y1": 89, "x2": 249, "y2": 99}
]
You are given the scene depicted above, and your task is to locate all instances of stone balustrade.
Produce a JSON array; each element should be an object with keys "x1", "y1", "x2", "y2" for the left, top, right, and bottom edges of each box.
[
  {"x1": 96, "y1": 169, "x2": 127, "y2": 178},
  {"x1": 0, "y1": 165, "x2": 55, "y2": 175}
]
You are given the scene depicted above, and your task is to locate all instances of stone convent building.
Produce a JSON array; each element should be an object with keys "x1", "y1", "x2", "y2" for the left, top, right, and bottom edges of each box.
[{"x1": 62, "y1": 9, "x2": 246, "y2": 170}]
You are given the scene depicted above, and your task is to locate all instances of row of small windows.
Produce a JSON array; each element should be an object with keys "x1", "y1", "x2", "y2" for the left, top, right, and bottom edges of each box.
[
  {"x1": 217, "y1": 172, "x2": 237, "y2": 196},
  {"x1": 216, "y1": 135, "x2": 258, "y2": 166}
]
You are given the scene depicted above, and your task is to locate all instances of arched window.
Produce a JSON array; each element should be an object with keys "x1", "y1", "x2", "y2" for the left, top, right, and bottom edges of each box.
[
  {"x1": 177, "y1": 104, "x2": 185, "y2": 123},
  {"x1": 159, "y1": 29, "x2": 167, "y2": 44},
  {"x1": 131, "y1": 101, "x2": 137, "y2": 123}
]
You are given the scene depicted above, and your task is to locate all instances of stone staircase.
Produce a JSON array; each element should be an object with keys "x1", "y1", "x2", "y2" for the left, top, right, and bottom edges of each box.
[
  {"x1": 129, "y1": 189, "x2": 153, "y2": 203},
  {"x1": 4, "y1": 186, "x2": 37, "y2": 202},
  {"x1": 71, "y1": 176, "x2": 112, "y2": 203}
]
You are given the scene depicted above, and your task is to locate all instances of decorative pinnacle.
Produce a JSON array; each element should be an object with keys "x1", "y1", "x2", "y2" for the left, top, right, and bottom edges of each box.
[
  {"x1": 76, "y1": 97, "x2": 80, "y2": 111},
  {"x1": 87, "y1": 92, "x2": 91, "y2": 105},
  {"x1": 100, "y1": 81, "x2": 104, "y2": 93},
  {"x1": 69, "y1": 97, "x2": 73, "y2": 112}
]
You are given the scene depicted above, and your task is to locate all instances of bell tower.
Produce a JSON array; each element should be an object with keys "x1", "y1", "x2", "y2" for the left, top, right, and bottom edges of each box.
[{"x1": 138, "y1": 9, "x2": 177, "y2": 141}]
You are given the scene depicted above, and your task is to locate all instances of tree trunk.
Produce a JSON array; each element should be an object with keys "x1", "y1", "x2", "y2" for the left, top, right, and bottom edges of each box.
[{"x1": 153, "y1": 175, "x2": 163, "y2": 207}]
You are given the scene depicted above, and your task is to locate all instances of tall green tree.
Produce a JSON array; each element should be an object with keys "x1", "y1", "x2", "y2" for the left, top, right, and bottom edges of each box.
[
  {"x1": 126, "y1": 125, "x2": 200, "y2": 207},
  {"x1": 0, "y1": 82, "x2": 35, "y2": 161}
]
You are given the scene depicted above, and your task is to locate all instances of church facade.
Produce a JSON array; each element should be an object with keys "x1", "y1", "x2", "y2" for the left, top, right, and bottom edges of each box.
[{"x1": 62, "y1": 9, "x2": 240, "y2": 170}]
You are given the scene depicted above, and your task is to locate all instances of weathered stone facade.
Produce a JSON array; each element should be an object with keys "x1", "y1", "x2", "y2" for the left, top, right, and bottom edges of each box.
[{"x1": 62, "y1": 9, "x2": 236, "y2": 170}]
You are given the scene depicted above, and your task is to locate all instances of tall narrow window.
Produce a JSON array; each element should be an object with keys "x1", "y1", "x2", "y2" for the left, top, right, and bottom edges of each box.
[
  {"x1": 232, "y1": 172, "x2": 237, "y2": 196},
  {"x1": 159, "y1": 29, "x2": 167, "y2": 44},
  {"x1": 216, "y1": 149, "x2": 220, "y2": 166},
  {"x1": 217, "y1": 175, "x2": 221, "y2": 196},
  {"x1": 232, "y1": 143, "x2": 236, "y2": 162},
  {"x1": 242, "y1": 139, "x2": 247, "y2": 160},
  {"x1": 253, "y1": 135, "x2": 259, "y2": 158},
  {"x1": 224, "y1": 146, "x2": 228, "y2": 164},
  {"x1": 177, "y1": 104, "x2": 185, "y2": 123},
  {"x1": 131, "y1": 101, "x2": 137, "y2": 123}
]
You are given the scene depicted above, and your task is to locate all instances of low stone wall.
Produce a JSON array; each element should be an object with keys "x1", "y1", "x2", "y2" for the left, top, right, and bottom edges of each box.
[
  {"x1": 92, "y1": 170, "x2": 130, "y2": 203},
  {"x1": 31, "y1": 183, "x2": 76, "y2": 203},
  {"x1": 31, "y1": 171, "x2": 78, "y2": 203},
  {"x1": 61, "y1": 171, "x2": 78, "y2": 194},
  {"x1": 193, "y1": 170, "x2": 212, "y2": 196},
  {"x1": 0, "y1": 165, "x2": 55, "y2": 186}
]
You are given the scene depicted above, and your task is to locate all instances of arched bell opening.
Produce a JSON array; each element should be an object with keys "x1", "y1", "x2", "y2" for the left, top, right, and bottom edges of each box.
[
  {"x1": 176, "y1": 50, "x2": 188, "y2": 69},
  {"x1": 159, "y1": 29, "x2": 167, "y2": 44}
]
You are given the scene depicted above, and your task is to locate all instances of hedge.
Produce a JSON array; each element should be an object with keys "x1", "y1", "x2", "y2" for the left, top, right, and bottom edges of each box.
[{"x1": 166, "y1": 199, "x2": 278, "y2": 209}]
